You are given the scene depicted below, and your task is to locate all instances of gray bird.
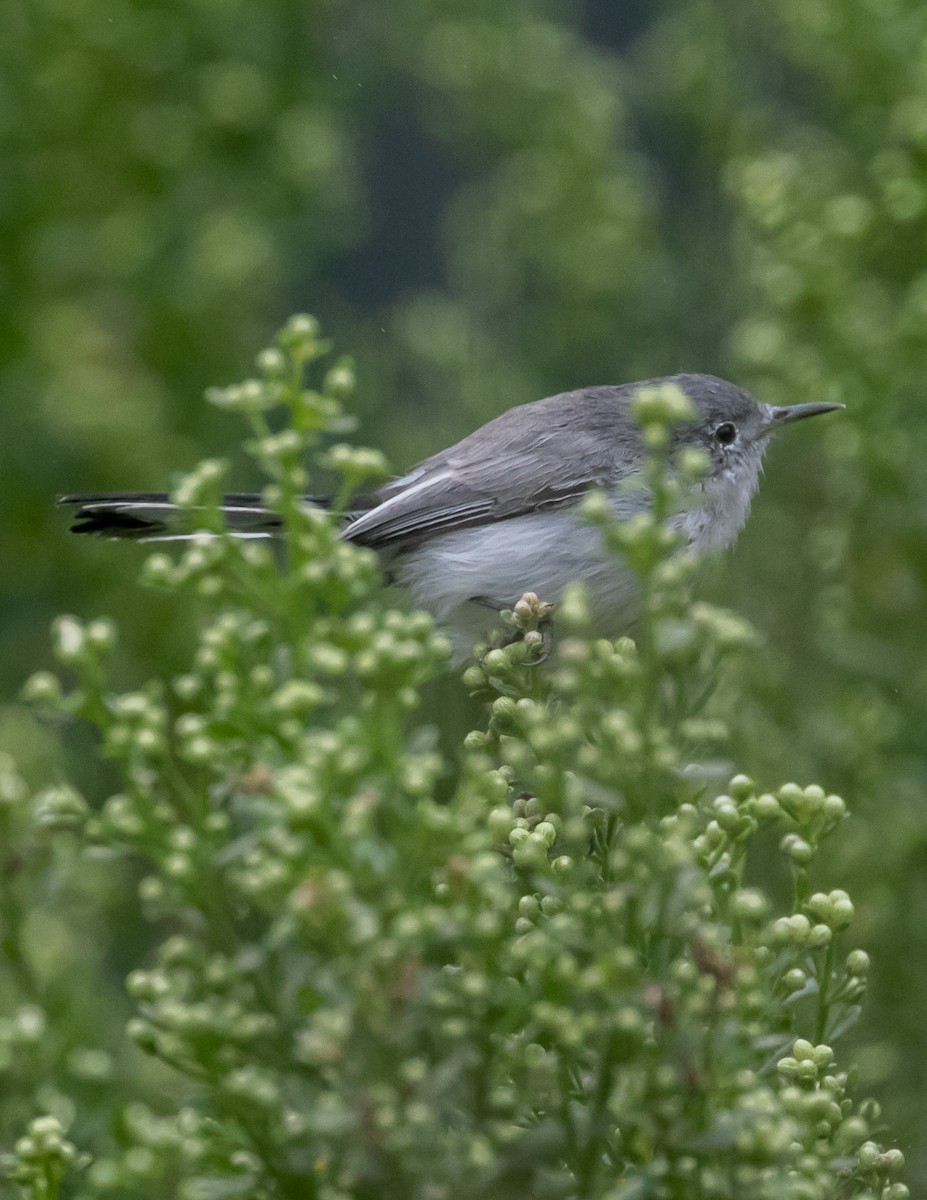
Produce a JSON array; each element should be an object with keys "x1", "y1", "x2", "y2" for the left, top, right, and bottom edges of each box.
[{"x1": 61, "y1": 373, "x2": 842, "y2": 662}]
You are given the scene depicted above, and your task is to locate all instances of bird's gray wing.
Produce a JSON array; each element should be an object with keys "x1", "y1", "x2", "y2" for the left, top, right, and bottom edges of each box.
[
  {"x1": 343, "y1": 473, "x2": 594, "y2": 549},
  {"x1": 343, "y1": 387, "x2": 640, "y2": 550}
]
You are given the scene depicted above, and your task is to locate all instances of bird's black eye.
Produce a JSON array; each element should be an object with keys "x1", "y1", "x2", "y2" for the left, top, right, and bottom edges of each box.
[{"x1": 715, "y1": 422, "x2": 737, "y2": 446}]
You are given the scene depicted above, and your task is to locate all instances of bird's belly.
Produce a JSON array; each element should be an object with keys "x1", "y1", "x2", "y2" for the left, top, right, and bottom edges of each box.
[{"x1": 394, "y1": 511, "x2": 638, "y2": 662}]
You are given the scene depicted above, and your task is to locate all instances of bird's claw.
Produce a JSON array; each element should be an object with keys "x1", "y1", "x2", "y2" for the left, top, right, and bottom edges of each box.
[{"x1": 473, "y1": 592, "x2": 555, "y2": 665}]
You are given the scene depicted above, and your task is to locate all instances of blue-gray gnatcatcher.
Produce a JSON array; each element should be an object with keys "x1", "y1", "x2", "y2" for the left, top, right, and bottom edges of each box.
[{"x1": 62, "y1": 373, "x2": 842, "y2": 661}]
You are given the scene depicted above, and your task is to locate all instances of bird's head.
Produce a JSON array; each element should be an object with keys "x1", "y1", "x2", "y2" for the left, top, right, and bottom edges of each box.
[{"x1": 671, "y1": 373, "x2": 844, "y2": 493}]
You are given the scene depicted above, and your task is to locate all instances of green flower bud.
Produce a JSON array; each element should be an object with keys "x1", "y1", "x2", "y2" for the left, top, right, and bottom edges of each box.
[
  {"x1": 881, "y1": 1148, "x2": 905, "y2": 1173},
  {"x1": 257, "y1": 429, "x2": 302, "y2": 462},
  {"x1": 67, "y1": 1047, "x2": 113, "y2": 1082},
  {"x1": 20, "y1": 670, "x2": 65, "y2": 707},
  {"x1": 643, "y1": 422, "x2": 669, "y2": 450},
  {"x1": 807, "y1": 892, "x2": 830, "y2": 918},
  {"x1": 32, "y1": 784, "x2": 88, "y2": 832},
  {"x1": 731, "y1": 889, "x2": 769, "y2": 922},
  {"x1": 830, "y1": 892, "x2": 855, "y2": 928},
  {"x1": 795, "y1": 1057, "x2": 819, "y2": 1083},
  {"x1": 86, "y1": 618, "x2": 116, "y2": 651},
  {"x1": 462, "y1": 665, "x2": 484, "y2": 689},
  {"x1": 773, "y1": 913, "x2": 811, "y2": 944},
  {"x1": 835, "y1": 1115, "x2": 868, "y2": 1148},
  {"x1": 173, "y1": 459, "x2": 226, "y2": 507},
  {"x1": 323, "y1": 362, "x2": 356, "y2": 399},
  {"x1": 485, "y1": 807, "x2": 514, "y2": 841},
  {"x1": 780, "y1": 833, "x2": 814, "y2": 864},
  {"x1": 29, "y1": 1116, "x2": 66, "y2": 1143},
  {"x1": 512, "y1": 832, "x2": 549, "y2": 868},
  {"x1": 13, "y1": 1136, "x2": 37, "y2": 1160},
  {"x1": 579, "y1": 490, "x2": 611, "y2": 524},
  {"x1": 481, "y1": 649, "x2": 509, "y2": 674},
  {"x1": 777, "y1": 782, "x2": 804, "y2": 812},
  {"x1": 754, "y1": 793, "x2": 780, "y2": 819},
  {"x1": 729, "y1": 774, "x2": 755, "y2": 800},
  {"x1": 277, "y1": 313, "x2": 321, "y2": 356},
  {"x1": 612, "y1": 1006, "x2": 645, "y2": 1038},
  {"x1": 323, "y1": 443, "x2": 388, "y2": 483},
  {"x1": 14, "y1": 1005, "x2": 46, "y2": 1042},
  {"x1": 271, "y1": 680, "x2": 324, "y2": 715},
  {"x1": 256, "y1": 346, "x2": 287, "y2": 377},
  {"x1": 491, "y1": 696, "x2": 518, "y2": 726},
  {"x1": 127, "y1": 1019, "x2": 159, "y2": 1054},
  {"x1": 632, "y1": 382, "x2": 695, "y2": 425},
  {"x1": 223, "y1": 1067, "x2": 280, "y2": 1107},
  {"x1": 846, "y1": 949, "x2": 870, "y2": 976},
  {"x1": 523, "y1": 1042, "x2": 547, "y2": 1069},
  {"x1": 801, "y1": 784, "x2": 826, "y2": 813},
  {"x1": 533, "y1": 821, "x2": 557, "y2": 847},
  {"x1": 52, "y1": 615, "x2": 86, "y2": 664},
  {"x1": 678, "y1": 446, "x2": 710, "y2": 480},
  {"x1": 138, "y1": 876, "x2": 165, "y2": 906}
]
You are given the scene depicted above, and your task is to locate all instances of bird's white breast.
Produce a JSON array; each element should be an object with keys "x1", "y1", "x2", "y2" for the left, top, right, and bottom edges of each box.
[
  {"x1": 394, "y1": 466, "x2": 759, "y2": 663},
  {"x1": 394, "y1": 509, "x2": 640, "y2": 662}
]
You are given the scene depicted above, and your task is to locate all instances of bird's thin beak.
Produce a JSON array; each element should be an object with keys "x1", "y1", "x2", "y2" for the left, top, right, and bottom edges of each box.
[{"x1": 757, "y1": 401, "x2": 845, "y2": 439}]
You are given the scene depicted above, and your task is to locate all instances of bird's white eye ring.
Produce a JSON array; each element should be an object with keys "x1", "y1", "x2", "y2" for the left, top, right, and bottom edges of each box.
[{"x1": 715, "y1": 422, "x2": 737, "y2": 446}]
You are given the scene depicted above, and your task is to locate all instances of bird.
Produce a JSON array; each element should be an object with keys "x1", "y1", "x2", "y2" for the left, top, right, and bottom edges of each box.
[{"x1": 61, "y1": 373, "x2": 842, "y2": 662}]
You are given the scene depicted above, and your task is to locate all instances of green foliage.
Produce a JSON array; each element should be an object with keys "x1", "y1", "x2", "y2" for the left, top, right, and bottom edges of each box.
[
  {"x1": 1, "y1": 321, "x2": 908, "y2": 1199},
  {"x1": 5, "y1": 0, "x2": 927, "y2": 1188}
]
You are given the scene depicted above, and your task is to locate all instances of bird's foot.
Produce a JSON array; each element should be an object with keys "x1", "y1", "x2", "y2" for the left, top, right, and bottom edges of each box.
[{"x1": 474, "y1": 592, "x2": 556, "y2": 665}]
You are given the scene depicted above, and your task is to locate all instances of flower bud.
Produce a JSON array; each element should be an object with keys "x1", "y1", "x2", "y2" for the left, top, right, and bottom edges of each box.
[
  {"x1": 632, "y1": 382, "x2": 695, "y2": 425},
  {"x1": 754, "y1": 793, "x2": 780, "y2": 819},
  {"x1": 777, "y1": 782, "x2": 804, "y2": 812},
  {"x1": 52, "y1": 616, "x2": 86, "y2": 664},
  {"x1": 729, "y1": 774, "x2": 755, "y2": 800},
  {"x1": 731, "y1": 889, "x2": 769, "y2": 922},
  {"x1": 278, "y1": 313, "x2": 321, "y2": 354},
  {"x1": 32, "y1": 784, "x2": 88, "y2": 831},
  {"x1": 21, "y1": 671, "x2": 64, "y2": 707},
  {"x1": 780, "y1": 833, "x2": 814, "y2": 864},
  {"x1": 846, "y1": 949, "x2": 870, "y2": 976},
  {"x1": 678, "y1": 446, "x2": 710, "y2": 479},
  {"x1": 533, "y1": 821, "x2": 557, "y2": 847},
  {"x1": 324, "y1": 360, "x2": 356, "y2": 398}
]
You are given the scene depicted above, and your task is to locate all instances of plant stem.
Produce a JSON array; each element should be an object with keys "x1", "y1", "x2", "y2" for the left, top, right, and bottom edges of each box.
[
  {"x1": 575, "y1": 1031, "x2": 619, "y2": 1196},
  {"x1": 815, "y1": 938, "x2": 836, "y2": 1044}
]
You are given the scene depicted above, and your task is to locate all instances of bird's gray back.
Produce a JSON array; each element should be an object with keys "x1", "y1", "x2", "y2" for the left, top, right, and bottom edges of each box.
[
  {"x1": 344, "y1": 378, "x2": 695, "y2": 550},
  {"x1": 343, "y1": 374, "x2": 757, "y2": 551}
]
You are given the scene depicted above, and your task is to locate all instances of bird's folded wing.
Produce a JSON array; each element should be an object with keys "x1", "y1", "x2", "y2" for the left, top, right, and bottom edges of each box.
[
  {"x1": 348, "y1": 385, "x2": 643, "y2": 549},
  {"x1": 344, "y1": 476, "x2": 600, "y2": 548}
]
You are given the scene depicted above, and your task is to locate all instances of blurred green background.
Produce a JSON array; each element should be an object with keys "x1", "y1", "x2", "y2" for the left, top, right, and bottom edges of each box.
[{"x1": 4, "y1": 0, "x2": 927, "y2": 1186}]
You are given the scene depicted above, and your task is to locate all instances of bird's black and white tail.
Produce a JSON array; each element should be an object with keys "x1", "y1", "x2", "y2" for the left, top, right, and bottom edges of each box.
[{"x1": 59, "y1": 493, "x2": 288, "y2": 542}]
